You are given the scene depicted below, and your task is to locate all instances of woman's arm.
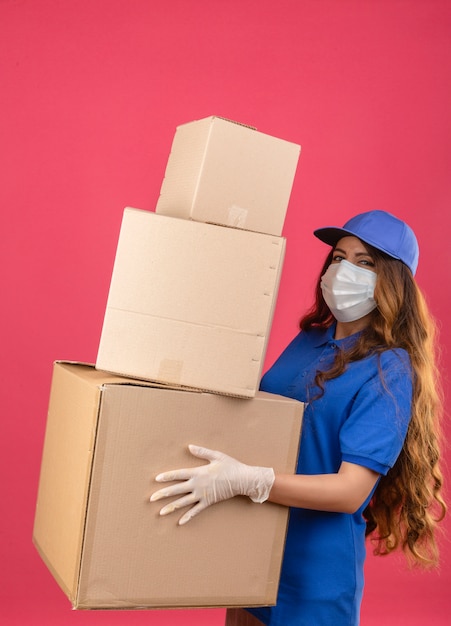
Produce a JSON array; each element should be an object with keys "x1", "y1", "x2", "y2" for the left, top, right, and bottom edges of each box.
[
  {"x1": 151, "y1": 446, "x2": 380, "y2": 524},
  {"x1": 269, "y1": 461, "x2": 380, "y2": 514}
]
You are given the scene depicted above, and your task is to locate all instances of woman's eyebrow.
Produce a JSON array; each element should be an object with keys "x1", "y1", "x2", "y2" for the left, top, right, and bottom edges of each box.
[
  {"x1": 333, "y1": 247, "x2": 374, "y2": 258},
  {"x1": 355, "y1": 251, "x2": 373, "y2": 257}
]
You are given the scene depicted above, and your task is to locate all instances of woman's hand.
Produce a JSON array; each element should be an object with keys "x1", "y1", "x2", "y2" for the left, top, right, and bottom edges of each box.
[{"x1": 150, "y1": 444, "x2": 275, "y2": 525}]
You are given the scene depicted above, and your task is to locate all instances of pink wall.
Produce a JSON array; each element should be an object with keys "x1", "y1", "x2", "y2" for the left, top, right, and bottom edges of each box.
[{"x1": 1, "y1": 1, "x2": 450, "y2": 624}]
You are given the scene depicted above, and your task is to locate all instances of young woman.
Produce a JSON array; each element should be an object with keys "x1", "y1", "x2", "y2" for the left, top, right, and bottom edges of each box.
[{"x1": 151, "y1": 210, "x2": 446, "y2": 626}]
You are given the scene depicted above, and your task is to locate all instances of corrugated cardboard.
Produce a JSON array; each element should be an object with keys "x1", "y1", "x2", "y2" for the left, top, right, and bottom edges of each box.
[
  {"x1": 96, "y1": 208, "x2": 286, "y2": 397},
  {"x1": 155, "y1": 116, "x2": 301, "y2": 236},
  {"x1": 33, "y1": 362, "x2": 304, "y2": 610}
]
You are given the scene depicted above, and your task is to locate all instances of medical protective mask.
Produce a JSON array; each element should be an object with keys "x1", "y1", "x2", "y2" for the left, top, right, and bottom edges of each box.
[{"x1": 320, "y1": 259, "x2": 377, "y2": 323}]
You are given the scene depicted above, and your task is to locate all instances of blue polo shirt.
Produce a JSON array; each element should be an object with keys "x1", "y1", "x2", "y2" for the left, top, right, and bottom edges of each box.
[{"x1": 248, "y1": 325, "x2": 412, "y2": 626}]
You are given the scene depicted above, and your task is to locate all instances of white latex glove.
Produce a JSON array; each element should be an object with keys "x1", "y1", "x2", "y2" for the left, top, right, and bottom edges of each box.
[{"x1": 150, "y1": 444, "x2": 275, "y2": 525}]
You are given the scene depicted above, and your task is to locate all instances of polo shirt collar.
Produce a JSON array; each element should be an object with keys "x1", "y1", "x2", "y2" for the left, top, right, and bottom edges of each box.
[{"x1": 310, "y1": 323, "x2": 362, "y2": 349}]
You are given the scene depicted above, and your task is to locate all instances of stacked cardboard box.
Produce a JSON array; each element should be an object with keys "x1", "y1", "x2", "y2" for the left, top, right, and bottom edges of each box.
[
  {"x1": 95, "y1": 207, "x2": 286, "y2": 397},
  {"x1": 155, "y1": 116, "x2": 300, "y2": 235},
  {"x1": 33, "y1": 117, "x2": 304, "y2": 610}
]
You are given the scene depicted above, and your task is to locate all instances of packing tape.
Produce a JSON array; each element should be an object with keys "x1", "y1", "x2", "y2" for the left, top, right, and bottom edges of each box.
[{"x1": 227, "y1": 205, "x2": 248, "y2": 228}]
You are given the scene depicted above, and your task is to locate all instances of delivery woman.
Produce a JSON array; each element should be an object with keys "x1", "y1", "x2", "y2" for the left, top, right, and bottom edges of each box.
[{"x1": 151, "y1": 210, "x2": 446, "y2": 626}]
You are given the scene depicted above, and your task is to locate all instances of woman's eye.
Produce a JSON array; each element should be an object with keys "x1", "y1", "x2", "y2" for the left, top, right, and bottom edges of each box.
[
  {"x1": 332, "y1": 254, "x2": 344, "y2": 262},
  {"x1": 360, "y1": 259, "x2": 375, "y2": 267}
]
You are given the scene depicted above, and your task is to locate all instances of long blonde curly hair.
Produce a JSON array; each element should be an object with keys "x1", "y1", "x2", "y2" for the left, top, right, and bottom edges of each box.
[{"x1": 300, "y1": 246, "x2": 446, "y2": 567}]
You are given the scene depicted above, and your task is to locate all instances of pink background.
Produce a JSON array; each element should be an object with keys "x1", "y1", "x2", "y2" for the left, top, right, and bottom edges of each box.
[{"x1": 1, "y1": 1, "x2": 450, "y2": 624}]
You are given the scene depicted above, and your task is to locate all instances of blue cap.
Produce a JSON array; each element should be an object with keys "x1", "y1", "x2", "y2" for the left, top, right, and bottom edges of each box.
[{"x1": 314, "y1": 210, "x2": 419, "y2": 275}]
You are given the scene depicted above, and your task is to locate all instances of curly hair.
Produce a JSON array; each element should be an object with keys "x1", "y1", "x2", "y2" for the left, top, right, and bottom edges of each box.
[{"x1": 300, "y1": 246, "x2": 446, "y2": 567}]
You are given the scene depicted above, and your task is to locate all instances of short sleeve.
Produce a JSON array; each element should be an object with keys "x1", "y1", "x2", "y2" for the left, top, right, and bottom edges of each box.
[{"x1": 340, "y1": 349, "x2": 413, "y2": 475}]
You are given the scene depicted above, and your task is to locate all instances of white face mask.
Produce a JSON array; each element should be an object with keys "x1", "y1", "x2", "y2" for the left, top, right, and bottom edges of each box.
[{"x1": 320, "y1": 259, "x2": 377, "y2": 323}]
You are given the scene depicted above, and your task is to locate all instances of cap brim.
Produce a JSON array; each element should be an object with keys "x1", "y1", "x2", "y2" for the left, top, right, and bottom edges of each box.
[{"x1": 313, "y1": 226, "x2": 357, "y2": 247}]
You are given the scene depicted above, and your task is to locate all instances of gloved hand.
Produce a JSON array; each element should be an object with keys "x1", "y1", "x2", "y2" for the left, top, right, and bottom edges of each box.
[{"x1": 150, "y1": 444, "x2": 275, "y2": 525}]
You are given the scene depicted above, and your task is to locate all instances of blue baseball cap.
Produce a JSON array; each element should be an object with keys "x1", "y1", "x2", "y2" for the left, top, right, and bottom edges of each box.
[{"x1": 314, "y1": 210, "x2": 419, "y2": 275}]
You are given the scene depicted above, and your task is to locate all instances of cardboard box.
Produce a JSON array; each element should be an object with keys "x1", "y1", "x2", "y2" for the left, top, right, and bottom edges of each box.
[
  {"x1": 96, "y1": 208, "x2": 286, "y2": 397},
  {"x1": 155, "y1": 116, "x2": 301, "y2": 236},
  {"x1": 33, "y1": 362, "x2": 304, "y2": 610}
]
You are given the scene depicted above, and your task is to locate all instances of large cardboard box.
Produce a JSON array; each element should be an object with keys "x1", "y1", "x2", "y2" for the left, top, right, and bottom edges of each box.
[
  {"x1": 33, "y1": 362, "x2": 304, "y2": 610},
  {"x1": 96, "y1": 208, "x2": 286, "y2": 397},
  {"x1": 155, "y1": 116, "x2": 301, "y2": 236}
]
